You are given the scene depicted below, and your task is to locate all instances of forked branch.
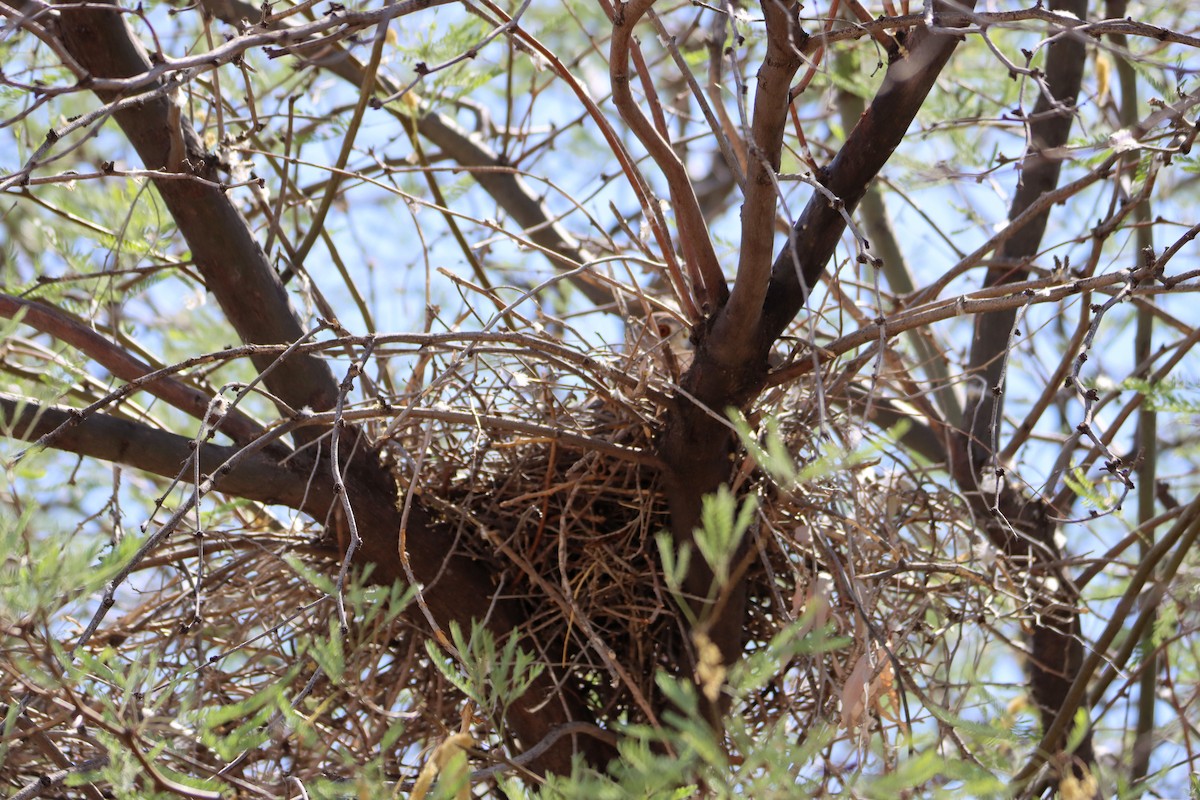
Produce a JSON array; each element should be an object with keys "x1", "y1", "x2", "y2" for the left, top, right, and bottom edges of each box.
[{"x1": 609, "y1": 0, "x2": 728, "y2": 313}]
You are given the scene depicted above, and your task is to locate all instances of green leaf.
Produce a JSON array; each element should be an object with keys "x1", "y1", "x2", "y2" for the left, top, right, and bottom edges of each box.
[
  {"x1": 694, "y1": 486, "x2": 757, "y2": 588},
  {"x1": 281, "y1": 553, "x2": 337, "y2": 595},
  {"x1": 309, "y1": 619, "x2": 346, "y2": 683},
  {"x1": 656, "y1": 530, "x2": 690, "y2": 594}
]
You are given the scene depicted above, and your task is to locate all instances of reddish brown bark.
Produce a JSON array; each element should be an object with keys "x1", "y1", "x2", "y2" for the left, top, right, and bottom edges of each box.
[{"x1": 659, "y1": 0, "x2": 978, "y2": 727}]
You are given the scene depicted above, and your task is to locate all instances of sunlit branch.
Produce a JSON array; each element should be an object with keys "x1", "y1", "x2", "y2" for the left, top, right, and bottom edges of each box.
[
  {"x1": 0, "y1": 393, "x2": 308, "y2": 507},
  {"x1": 0, "y1": 293, "x2": 270, "y2": 446}
]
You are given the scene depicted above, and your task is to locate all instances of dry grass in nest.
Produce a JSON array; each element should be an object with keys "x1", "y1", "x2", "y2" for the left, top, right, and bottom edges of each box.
[
  {"x1": 436, "y1": 387, "x2": 680, "y2": 726},
  {"x1": 382, "y1": 336, "x2": 988, "y2": 751}
]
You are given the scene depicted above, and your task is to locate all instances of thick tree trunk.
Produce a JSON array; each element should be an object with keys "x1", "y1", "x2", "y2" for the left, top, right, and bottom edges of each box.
[{"x1": 658, "y1": 0, "x2": 977, "y2": 729}]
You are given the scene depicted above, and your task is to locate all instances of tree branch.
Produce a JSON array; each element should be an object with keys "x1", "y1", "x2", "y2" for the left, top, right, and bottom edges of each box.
[
  {"x1": 758, "y1": 0, "x2": 979, "y2": 351},
  {"x1": 0, "y1": 293, "x2": 271, "y2": 447},
  {"x1": 942, "y1": 0, "x2": 1095, "y2": 780},
  {"x1": 716, "y1": 0, "x2": 804, "y2": 357},
  {"x1": 832, "y1": 49, "x2": 962, "y2": 429},
  {"x1": 961, "y1": 0, "x2": 1090, "y2": 474},
  {"x1": 609, "y1": 0, "x2": 728, "y2": 311},
  {"x1": 52, "y1": 1, "x2": 339, "y2": 422},
  {"x1": 40, "y1": 5, "x2": 610, "y2": 773},
  {"x1": 0, "y1": 394, "x2": 308, "y2": 507},
  {"x1": 657, "y1": 3, "x2": 976, "y2": 732}
]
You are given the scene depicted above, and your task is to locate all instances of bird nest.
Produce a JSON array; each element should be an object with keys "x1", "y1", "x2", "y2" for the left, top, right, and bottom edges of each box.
[
  {"x1": 1, "y1": 324, "x2": 987, "y2": 795},
  {"x1": 348, "y1": 327, "x2": 983, "y2": 761}
]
